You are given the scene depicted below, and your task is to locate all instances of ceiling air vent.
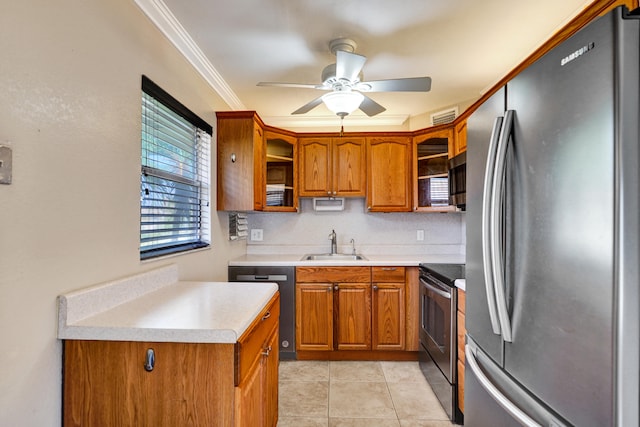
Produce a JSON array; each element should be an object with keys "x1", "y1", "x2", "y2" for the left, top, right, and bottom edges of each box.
[{"x1": 430, "y1": 107, "x2": 458, "y2": 126}]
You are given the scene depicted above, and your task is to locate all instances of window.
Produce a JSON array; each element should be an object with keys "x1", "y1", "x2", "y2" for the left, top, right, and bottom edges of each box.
[{"x1": 140, "y1": 76, "x2": 212, "y2": 259}]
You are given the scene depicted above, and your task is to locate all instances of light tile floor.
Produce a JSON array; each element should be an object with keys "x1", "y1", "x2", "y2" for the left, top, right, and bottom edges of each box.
[{"x1": 277, "y1": 360, "x2": 455, "y2": 427}]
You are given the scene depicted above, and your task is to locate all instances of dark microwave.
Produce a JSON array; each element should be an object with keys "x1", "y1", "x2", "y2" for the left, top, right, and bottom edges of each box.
[{"x1": 448, "y1": 152, "x2": 466, "y2": 210}]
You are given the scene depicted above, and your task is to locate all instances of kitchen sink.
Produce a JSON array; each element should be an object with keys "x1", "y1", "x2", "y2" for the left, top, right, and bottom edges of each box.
[{"x1": 301, "y1": 253, "x2": 368, "y2": 261}]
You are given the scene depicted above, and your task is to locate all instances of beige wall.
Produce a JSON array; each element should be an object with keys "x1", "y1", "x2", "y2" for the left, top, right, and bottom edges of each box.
[{"x1": 0, "y1": 1, "x2": 244, "y2": 425}]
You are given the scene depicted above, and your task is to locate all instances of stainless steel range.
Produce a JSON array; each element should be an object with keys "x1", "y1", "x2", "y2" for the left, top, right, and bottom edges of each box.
[{"x1": 418, "y1": 263, "x2": 464, "y2": 424}]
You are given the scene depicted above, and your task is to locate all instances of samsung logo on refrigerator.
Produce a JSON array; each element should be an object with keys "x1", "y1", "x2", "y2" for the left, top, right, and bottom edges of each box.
[{"x1": 561, "y1": 42, "x2": 595, "y2": 66}]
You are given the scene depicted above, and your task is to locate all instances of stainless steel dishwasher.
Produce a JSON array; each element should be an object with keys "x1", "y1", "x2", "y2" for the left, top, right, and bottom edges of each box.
[{"x1": 228, "y1": 266, "x2": 296, "y2": 360}]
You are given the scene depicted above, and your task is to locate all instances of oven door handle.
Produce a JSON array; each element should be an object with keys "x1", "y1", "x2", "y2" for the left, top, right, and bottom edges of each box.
[{"x1": 421, "y1": 277, "x2": 452, "y2": 299}]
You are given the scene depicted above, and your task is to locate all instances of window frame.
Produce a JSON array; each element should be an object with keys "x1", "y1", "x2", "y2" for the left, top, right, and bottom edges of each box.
[{"x1": 139, "y1": 76, "x2": 212, "y2": 260}]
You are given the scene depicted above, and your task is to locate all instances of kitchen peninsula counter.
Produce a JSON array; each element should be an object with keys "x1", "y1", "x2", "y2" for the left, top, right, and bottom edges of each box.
[{"x1": 57, "y1": 264, "x2": 278, "y2": 344}]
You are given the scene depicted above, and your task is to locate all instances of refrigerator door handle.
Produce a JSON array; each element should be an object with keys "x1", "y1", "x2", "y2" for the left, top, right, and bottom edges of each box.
[
  {"x1": 466, "y1": 344, "x2": 541, "y2": 427},
  {"x1": 490, "y1": 109, "x2": 515, "y2": 342},
  {"x1": 482, "y1": 116, "x2": 504, "y2": 335}
]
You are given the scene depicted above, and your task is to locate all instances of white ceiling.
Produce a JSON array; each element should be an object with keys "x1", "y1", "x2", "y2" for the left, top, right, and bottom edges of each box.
[{"x1": 147, "y1": 0, "x2": 593, "y2": 130}]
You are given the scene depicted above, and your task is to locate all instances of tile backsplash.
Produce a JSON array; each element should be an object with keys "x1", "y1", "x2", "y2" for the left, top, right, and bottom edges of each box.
[{"x1": 246, "y1": 198, "x2": 465, "y2": 256}]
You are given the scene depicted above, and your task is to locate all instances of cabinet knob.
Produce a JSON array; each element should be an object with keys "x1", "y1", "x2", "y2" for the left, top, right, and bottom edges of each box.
[
  {"x1": 332, "y1": 191, "x2": 337, "y2": 196},
  {"x1": 327, "y1": 191, "x2": 331, "y2": 195},
  {"x1": 334, "y1": 284, "x2": 339, "y2": 291},
  {"x1": 373, "y1": 285, "x2": 378, "y2": 291},
  {"x1": 367, "y1": 206, "x2": 371, "y2": 211},
  {"x1": 144, "y1": 348, "x2": 155, "y2": 372},
  {"x1": 327, "y1": 286, "x2": 332, "y2": 292},
  {"x1": 230, "y1": 153, "x2": 237, "y2": 163}
]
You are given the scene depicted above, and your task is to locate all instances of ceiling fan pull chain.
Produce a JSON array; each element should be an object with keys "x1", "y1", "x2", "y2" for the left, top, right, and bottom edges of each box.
[{"x1": 340, "y1": 117, "x2": 344, "y2": 137}]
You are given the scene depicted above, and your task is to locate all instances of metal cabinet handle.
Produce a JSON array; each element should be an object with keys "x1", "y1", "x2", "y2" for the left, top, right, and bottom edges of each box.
[
  {"x1": 373, "y1": 285, "x2": 378, "y2": 291},
  {"x1": 144, "y1": 348, "x2": 155, "y2": 372},
  {"x1": 262, "y1": 311, "x2": 271, "y2": 321},
  {"x1": 334, "y1": 284, "x2": 339, "y2": 291},
  {"x1": 262, "y1": 345, "x2": 272, "y2": 357},
  {"x1": 381, "y1": 267, "x2": 397, "y2": 271}
]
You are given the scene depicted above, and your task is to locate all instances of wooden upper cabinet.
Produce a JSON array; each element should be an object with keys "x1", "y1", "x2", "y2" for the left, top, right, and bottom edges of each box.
[
  {"x1": 264, "y1": 130, "x2": 298, "y2": 212},
  {"x1": 366, "y1": 136, "x2": 412, "y2": 212},
  {"x1": 454, "y1": 119, "x2": 467, "y2": 156},
  {"x1": 412, "y1": 127, "x2": 455, "y2": 212},
  {"x1": 217, "y1": 112, "x2": 264, "y2": 211},
  {"x1": 299, "y1": 136, "x2": 365, "y2": 197},
  {"x1": 217, "y1": 112, "x2": 298, "y2": 212}
]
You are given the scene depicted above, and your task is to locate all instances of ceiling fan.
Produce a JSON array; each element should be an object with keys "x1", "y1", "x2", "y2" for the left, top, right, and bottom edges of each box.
[{"x1": 257, "y1": 38, "x2": 432, "y2": 118}]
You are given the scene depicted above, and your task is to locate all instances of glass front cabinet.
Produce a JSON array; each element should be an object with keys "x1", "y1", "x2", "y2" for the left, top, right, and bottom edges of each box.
[{"x1": 413, "y1": 128, "x2": 455, "y2": 212}]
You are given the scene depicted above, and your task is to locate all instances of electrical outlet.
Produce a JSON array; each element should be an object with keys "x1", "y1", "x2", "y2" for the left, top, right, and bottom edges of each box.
[
  {"x1": 250, "y1": 229, "x2": 263, "y2": 241},
  {"x1": 416, "y1": 229, "x2": 425, "y2": 241},
  {"x1": 0, "y1": 146, "x2": 12, "y2": 185}
]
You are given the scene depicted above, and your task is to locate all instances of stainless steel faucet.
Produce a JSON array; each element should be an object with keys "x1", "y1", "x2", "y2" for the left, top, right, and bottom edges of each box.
[
  {"x1": 350, "y1": 238, "x2": 356, "y2": 255},
  {"x1": 329, "y1": 229, "x2": 337, "y2": 254}
]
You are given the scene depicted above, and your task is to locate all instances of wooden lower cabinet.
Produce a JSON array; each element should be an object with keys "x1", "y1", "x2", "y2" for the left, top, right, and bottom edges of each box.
[
  {"x1": 457, "y1": 289, "x2": 466, "y2": 414},
  {"x1": 296, "y1": 282, "x2": 334, "y2": 351},
  {"x1": 63, "y1": 294, "x2": 280, "y2": 427},
  {"x1": 296, "y1": 266, "x2": 410, "y2": 355},
  {"x1": 336, "y1": 282, "x2": 372, "y2": 350},
  {"x1": 372, "y1": 267, "x2": 406, "y2": 351},
  {"x1": 236, "y1": 321, "x2": 279, "y2": 427}
]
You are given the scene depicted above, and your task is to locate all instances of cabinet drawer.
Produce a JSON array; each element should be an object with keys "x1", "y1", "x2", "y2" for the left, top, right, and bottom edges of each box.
[
  {"x1": 457, "y1": 289, "x2": 466, "y2": 313},
  {"x1": 296, "y1": 266, "x2": 370, "y2": 283},
  {"x1": 372, "y1": 266, "x2": 405, "y2": 282},
  {"x1": 235, "y1": 293, "x2": 280, "y2": 386}
]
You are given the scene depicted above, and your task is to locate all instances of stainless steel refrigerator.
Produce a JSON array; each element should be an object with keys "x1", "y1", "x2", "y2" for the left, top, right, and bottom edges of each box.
[{"x1": 465, "y1": 6, "x2": 639, "y2": 426}]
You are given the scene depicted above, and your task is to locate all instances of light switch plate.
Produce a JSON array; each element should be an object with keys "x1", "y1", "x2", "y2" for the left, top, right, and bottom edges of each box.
[
  {"x1": 250, "y1": 229, "x2": 263, "y2": 241},
  {"x1": 416, "y1": 229, "x2": 425, "y2": 241},
  {"x1": 0, "y1": 146, "x2": 12, "y2": 185}
]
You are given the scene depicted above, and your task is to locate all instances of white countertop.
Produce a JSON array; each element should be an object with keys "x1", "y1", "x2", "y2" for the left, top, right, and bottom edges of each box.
[
  {"x1": 229, "y1": 253, "x2": 465, "y2": 267},
  {"x1": 58, "y1": 266, "x2": 278, "y2": 344}
]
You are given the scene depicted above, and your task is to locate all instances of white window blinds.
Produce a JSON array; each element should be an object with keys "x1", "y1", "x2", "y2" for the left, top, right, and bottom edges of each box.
[{"x1": 140, "y1": 76, "x2": 211, "y2": 259}]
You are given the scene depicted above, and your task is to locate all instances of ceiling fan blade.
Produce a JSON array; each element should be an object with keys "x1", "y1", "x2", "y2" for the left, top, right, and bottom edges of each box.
[
  {"x1": 257, "y1": 82, "x2": 325, "y2": 89},
  {"x1": 359, "y1": 95, "x2": 386, "y2": 117},
  {"x1": 292, "y1": 96, "x2": 325, "y2": 115},
  {"x1": 358, "y1": 77, "x2": 432, "y2": 92},
  {"x1": 335, "y1": 50, "x2": 367, "y2": 82}
]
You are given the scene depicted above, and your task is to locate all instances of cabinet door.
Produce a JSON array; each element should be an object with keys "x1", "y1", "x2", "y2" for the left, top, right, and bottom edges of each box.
[
  {"x1": 372, "y1": 282, "x2": 405, "y2": 350},
  {"x1": 333, "y1": 137, "x2": 366, "y2": 196},
  {"x1": 335, "y1": 282, "x2": 371, "y2": 350},
  {"x1": 299, "y1": 137, "x2": 331, "y2": 197},
  {"x1": 366, "y1": 137, "x2": 412, "y2": 212},
  {"x1": 264, "y1": 131, "x2": 297, "y2": 212},
  {"x1": 63, "y1": 340, "x2": 235, "y2": 427},
  {"x1": 296, "y1": 283, "x2": 334, "y2": 351},
  {"x1": 217, "y1": 113, "x2": 263, "y2": 211},
  {"x1": 235, "y1": 355, "x2": 263, "y2": 427},
  {"x1": 454, "y1": 119, "x2": 467, "y2": 156},
  {"x1": 264, "y1": 323, "x2": 279, "y2": 427}
]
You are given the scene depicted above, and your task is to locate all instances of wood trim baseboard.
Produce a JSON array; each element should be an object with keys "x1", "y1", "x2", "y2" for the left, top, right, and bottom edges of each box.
[{"x1": 296, "y1": 350, "x2": 418, "y2": 361}]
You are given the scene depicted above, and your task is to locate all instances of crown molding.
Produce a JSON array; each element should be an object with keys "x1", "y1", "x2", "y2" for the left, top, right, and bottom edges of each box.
[{"x1": 134, "y1": 0, "x2": 245, "y2": 110}]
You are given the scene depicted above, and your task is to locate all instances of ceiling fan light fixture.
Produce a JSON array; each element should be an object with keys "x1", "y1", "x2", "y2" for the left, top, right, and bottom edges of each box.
[{"x1": 322, "y1": 91, "x2": 364, "y2": 117}]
